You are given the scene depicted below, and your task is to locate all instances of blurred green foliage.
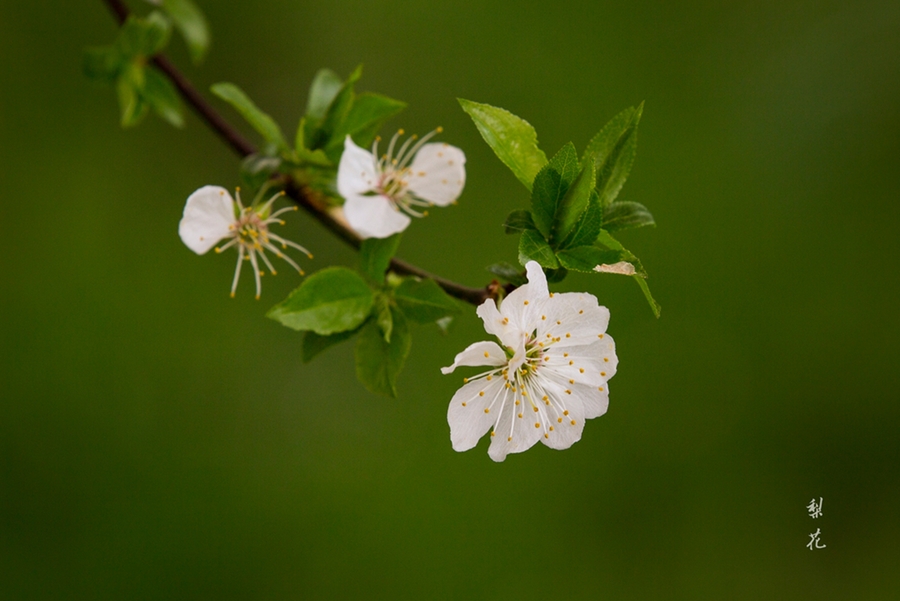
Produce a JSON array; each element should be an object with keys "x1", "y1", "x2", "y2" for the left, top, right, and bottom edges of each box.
[{"x1": 1, "y1": 0, "x2": 899, "y2": 599}]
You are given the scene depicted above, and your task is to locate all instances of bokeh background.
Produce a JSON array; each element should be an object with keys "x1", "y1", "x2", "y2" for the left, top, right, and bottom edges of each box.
[{"x1": 2, "y1": 0, "x2": 899, "y2": 599}]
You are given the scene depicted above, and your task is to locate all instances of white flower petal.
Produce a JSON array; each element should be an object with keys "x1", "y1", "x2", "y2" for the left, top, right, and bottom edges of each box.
[
  {"x1": 441, "y1": 341, "x2": 508, "y2": 374},
  {"x1": 407, "y1": 143, "x2": 466, "y2": 206},
  {"x1": 498, "y1": 261, "x2": 549, "y2": 334},
  {"x1": 337, "y1": 136, "x2": 379, "y2": 197},
  {"x1": 540, "y1": 384, "x2": 587, "y2": 451},
  {"x1": 343, "y1": 192, "x2": 411, "y2": 239},
  {"x1": 537, "y1": 291, "x2": 610, "y2": 348},
  {"x1": 475, "y1": 299, "x2": 521, "y2": 350},
  {"x1": 580, "y1": 381, "x2": 610, "y2": 420},
  {"x1": 178, "y1": 185, "x2": 235, "y2": 255},
  {"x1": 448, "y1": 377, "x2": 510, "y2": 452},
  {"x1": 487, "y1": 388, "x2": 543, "y2": 462}
]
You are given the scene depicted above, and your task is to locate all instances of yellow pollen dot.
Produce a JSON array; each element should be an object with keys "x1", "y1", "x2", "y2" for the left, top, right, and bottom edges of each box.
[
  {"x1": 542, "y1": 395, "x2": 548, "y2": 401},
  {"x1": 579, "y1": 310, "x2": 584, "y2": 314},
  {"x1": 543, "y1": 356, "x2": 549, "y2": 362},
  {"x1": 569, "y1": 360, "x2": 574, "y2": 365},
  {"x1": 579, "y1": 368, "x2": 585, "y2": 373},
  {"x1": 508, "y1": 436, "x2": 513, "y2": 441},
  {"x1": 601, "y1": 372, "x2": 606, "y2": 377},
  {"x1": 463, "y1": 377, "x2": 469, "y2": 383},
  {"x1": 491, "y1": 431, "x2": 495, "y2": 437},
  {"x1": 546, "y1": 334, "x2": 552, "y2": 339},
  {"x1": 549, "y1": 426, "x2": 555, "y2": 431},
  {"x1": 534, "y1": 423, "x2": 540, "y2": 429},
  {"x1": 515, "y1": 400, "x2": 520, "y2": 405},
  {"x1": 461, "y1": 402, "x2": 467, "y2": 407},
  {"x1": 557, "y1": 417, "x2": 563, "y2": 423},
  {"x1": 398, "y1": 128, "x2": 405, "y2": 135},
  {"x1": 598, "y1": 387, "x2": 604, "y2": 392},
  {"x1": 518, "y1": 413, "x2": 523, "y2": 418},
  {"x1": 484, "y1": 408, "x2": 490, "y2": 414},
  {"x1": 533, "y1": 406, "x2": 538, "y2": 413},
  {"x1": 524, "y1": 300, "x2": 529, "y2": 305},
  {"x1": 448, "y1": 160, "x2": 454, "y2": 165},
  {"x1": 487, "y1": 375, "x2": 493, "y2": 381},
  {"x1": 604, "y1": 358, "x2": 609, "y2": 363},
  {"x1": 522, "y1": 390, "x2": 527, "y2": 396},
  {"x1": 436, "y1": 126, "x2": 443, "y2": 133},
  {"x1": 418, "y1": 171, "x2": 426, "y2": 176},
  {"x1": 556, "y1": 320, "x2": 561, "y2": 325},
  {"x1": 502, "y1": 317, "x2": 509, "y2": 324},
  {"x1": 484, "y1": 351, "x2": 489, "y2": 358},
  {"x1": 479, "y1": 391, "x2": 485, "y2": 397},
  {"x1": 571, "y1": 419, "x2": 577, "y2": 425},
  {"x1": 538, "y1": 342, "x2": 544, "y2": 347},
  {"x1": 442, "y1": 179, "x2": 448, "y2": 184},
  {"x1": 549, "y1": 293, "x2": 554, "y2": 298},
  {"x1": 565, "y1": 333, "x2": 571, "y2": 338},
  {"x1": 599, "y1": 334, "x2": 605, "y2": 339},
  {"x1": 564, "y1": 353, "x2": 569, "y2": 357},
  {"x1": 569, "y1": 379, "x2": 574, "y2": 384},
  {"x1": 563, "y1": 410, "x2": 569, "y2": 416},
  {"x1": 541, "y1": 315, "x2": 546, "y2": 320}
]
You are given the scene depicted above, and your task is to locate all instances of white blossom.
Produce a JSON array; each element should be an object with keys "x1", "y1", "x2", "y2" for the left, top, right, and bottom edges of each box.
[
  {"x1": 337, "y1": 129, "x2": 466, "y2": 239},
  {"x1": 178, "y1": 185, "x2": 312, "y2": 299},
  {"x1": 442, "y1": 261, "x2": 618, "y2": 461}
]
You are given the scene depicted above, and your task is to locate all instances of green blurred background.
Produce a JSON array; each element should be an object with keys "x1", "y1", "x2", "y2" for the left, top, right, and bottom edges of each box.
[{"x1": 2, "y1": 0, "x2": 899, "y2": 598}]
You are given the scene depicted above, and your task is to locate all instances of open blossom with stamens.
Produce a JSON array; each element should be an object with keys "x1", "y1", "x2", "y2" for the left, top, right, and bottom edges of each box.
[
  {"x1": 442, "y1": 261, "x2": 618, "y2": 462},
  {"x1": 337, "y1": 129, "x2": 466, "y2": 239},
  {"x1": 178, "y1": 185, "x2": 312, "y2": 299}
]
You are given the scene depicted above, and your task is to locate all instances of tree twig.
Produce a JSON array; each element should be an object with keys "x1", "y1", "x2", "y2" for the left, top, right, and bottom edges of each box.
[{"x1": 102, "y1": 0, "x2": 497, "y2": 305}]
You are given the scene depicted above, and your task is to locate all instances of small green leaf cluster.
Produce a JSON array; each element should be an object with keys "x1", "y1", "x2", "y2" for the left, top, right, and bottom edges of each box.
[
  {"x1": 461, "y1": 100, "x2": 660, "y2": 317},
  {"x1": 210, "y1": 67, "x2": 406, "y2": 197},
  {"x1": 266, "y1": 235, "x2": 460, "y2": 397},
  {"x1": 83, "y1": 2, "x2": 209, "y2": 128}
]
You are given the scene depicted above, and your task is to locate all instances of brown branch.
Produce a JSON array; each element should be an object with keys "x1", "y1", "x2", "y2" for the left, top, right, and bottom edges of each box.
[{"x1": 103, "y1": 0, "x2": 495, "y2": 306}]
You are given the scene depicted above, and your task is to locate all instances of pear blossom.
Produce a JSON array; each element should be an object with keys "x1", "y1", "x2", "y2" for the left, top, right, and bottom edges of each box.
[
  {"x1": 442, "y1": 261, "x2": 618, "y2": 462},
  {"x1": 337, "y1": 129, "x2": 466, "y2": 239},
  {"x1": 178, "y1": 185, "x2": 312, "y2": 299}
]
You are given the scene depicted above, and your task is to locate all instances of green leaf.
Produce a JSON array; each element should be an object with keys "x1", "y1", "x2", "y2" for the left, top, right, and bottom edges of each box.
[
  {"x1": 117, "y1": 63, "x2": 147, "y2": 128},
  {"x1": 161, "y1": 0, "x2": 210, "y2": 64},
  {"x1": 267, "y1": 267, "x2": 374, "y2": 335},
  {"x1": 545, "y1": 267, "x2": 568, "y2": 283},
  {"x1": 458, "y1": 99, "x2": 547, "y2": 191},
  {"x1": 555, "y1": 162, "x2": 596, "y2": 243},
  {"x1": 559, "y1": 190, "x2": 603, "y2": 249},
  {"x1": 634, "y1": 276, "x2": 661, "y2": 318},
  {"x1": 530, "y1": 143, "x2": 579, "y2": 240},
  {"x1": 595, "y1": 229, "x2": 660, "y2": 317},
  {"x1": 83, "y1": 47, "x2": 122, "y2": 84},
  {"x1": 305, "y1": 69, "x2": 344, "y2": 122},
  {"x1": 518, "y1": 229, "x2": 559, "y2": 269},
  {"x1": 502, "y1": 209, "x2": 536, "y2": 235},
  {"x1": 317, "y1": 65, "x2": 363, "y2": 152},
  {"x1": 394, "y1": 278, "x2": 461, "y2": 323},
  {"x1": 359, "y1": 234, "x2": 401, "y2": 283},
  {"x1": 301, "y1": 327, "x2": 360, "y2": 363},
  {"x1": 355, "y1": 307, "x2": 411, "y2": 397},
  {"x1": 326, "y1": 92, "x2": 406, "y2": 155},
  {"x1": 594, "y1": 229, "x2": 646, "y2": 276},
  {"x1": 143, "y1": 66, "x2": 184, "y2": 128},
  {"x1": 556, "y1": 245, "x2": 631, "y2": 273},
  {"x1": 583, "y1": 103, "x2": 643, "y2": 207},
  {"x1": 486, "y1": 262, "x2": 526, "y2": 286},
  {"x1": 293, "y1": 118, "x2": 334, "y2": 166},
  {"x1": 602, "y1": 201, "x2": 655, "y2": 233},
  {"x1": 375, "y1": 294, "x2": 393, "y2": 343},
  {"x1": 211, "y1": 82, "x2": 289, "y2": 153},
  {"x1": 117, "y1": 12, "x2": 172, "y2": 58},
  {"x1": 239, "y1": 154, "x2": 282, "y2": 191}
]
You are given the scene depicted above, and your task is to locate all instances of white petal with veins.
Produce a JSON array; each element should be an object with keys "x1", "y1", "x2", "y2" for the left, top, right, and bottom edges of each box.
[{"x1": 178, "y1": 185, "x2": 234, "y2": 254}]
